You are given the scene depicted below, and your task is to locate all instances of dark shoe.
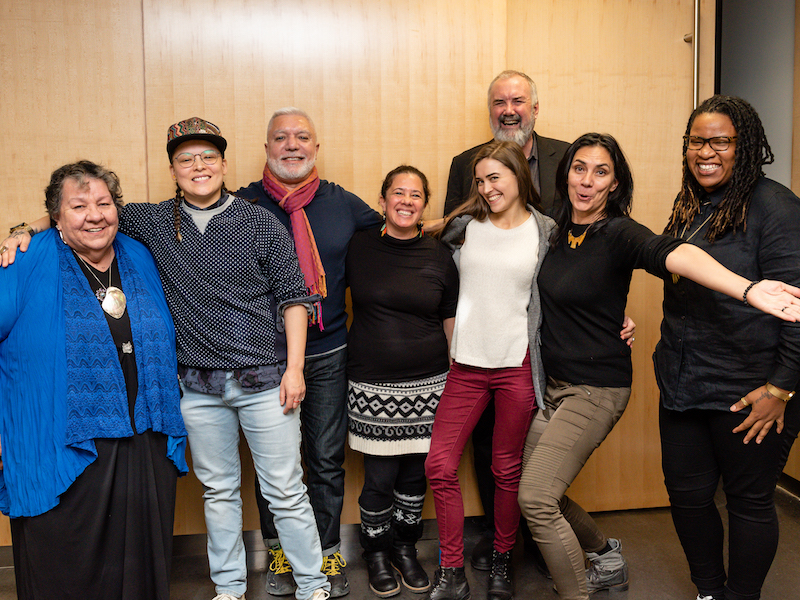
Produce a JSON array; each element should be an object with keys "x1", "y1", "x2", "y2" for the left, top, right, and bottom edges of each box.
[
  {"x1": 322, "y1": 551, "x2": 350, "y2": 597},
  {"x1": 426, "y1": 567, "x2": 470, "y2": 600},
  {"x1": 266, "y1": 546, "x2": 297, "y2": 596},
  {"x1": 364, "y1": 551, "x2": 400, "y2": 598},
  {"x1": 391, "y1": 543, "x2": 430, "y2": 593},
  {"x1": 469, "y1": 534, "x2": 493, "y2": 571},
  {"x1": 487, "y1": 549, "x2": 513, "y2": 600}
]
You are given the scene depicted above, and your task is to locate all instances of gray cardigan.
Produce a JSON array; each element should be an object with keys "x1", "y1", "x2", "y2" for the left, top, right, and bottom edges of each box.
[{"x1": 440, "y1": 206, "x2": 555, "y2": 409}]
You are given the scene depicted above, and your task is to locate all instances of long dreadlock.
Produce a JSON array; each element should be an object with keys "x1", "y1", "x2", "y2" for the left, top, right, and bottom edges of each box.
[{"x1": 665, "y1": 95, "x2": 774, "y2": 242}]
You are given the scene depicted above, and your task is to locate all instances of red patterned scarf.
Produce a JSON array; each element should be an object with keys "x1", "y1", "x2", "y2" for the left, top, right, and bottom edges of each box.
[{"x1": 262, "y1": 164, "x2": 326, "y2": 328}]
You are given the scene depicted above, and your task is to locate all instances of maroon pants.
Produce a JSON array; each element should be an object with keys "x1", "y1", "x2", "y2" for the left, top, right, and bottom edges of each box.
[{"x1": 425, "y1": 353, "x2": 537, "y2": 567}]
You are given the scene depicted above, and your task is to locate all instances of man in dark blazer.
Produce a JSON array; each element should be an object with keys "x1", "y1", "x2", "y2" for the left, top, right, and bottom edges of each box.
[{"x1": 443, "y1": 70, "x2": 569, "y2": 217}]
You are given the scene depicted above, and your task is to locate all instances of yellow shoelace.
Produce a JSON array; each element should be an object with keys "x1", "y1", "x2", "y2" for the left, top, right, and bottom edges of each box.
[
  {"x1": 321, "y1": 552, "x2": 347, "y2": 575},
  {"x1": 270, "y1": 548, "x2": 293, "y2": 574}
]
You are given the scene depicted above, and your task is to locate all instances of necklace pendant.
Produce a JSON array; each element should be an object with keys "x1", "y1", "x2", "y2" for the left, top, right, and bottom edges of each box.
[
  {"x1": 102, "y1": 286, "x2": 127, "y2": 319},
  {"x1": 568, "y1": 229, "x2": 587, "y2": 249},
  {"x1": 95, "y1": 288, "x2": 107, "y2": 301}
]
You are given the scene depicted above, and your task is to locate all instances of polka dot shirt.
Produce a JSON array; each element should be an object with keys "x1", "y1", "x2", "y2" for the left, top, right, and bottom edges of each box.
[{"x1": 118, "y1": 195, "x2": 308, "y2": 369}]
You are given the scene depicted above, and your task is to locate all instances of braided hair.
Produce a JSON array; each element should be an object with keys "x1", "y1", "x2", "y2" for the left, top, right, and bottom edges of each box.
[
  {"x1": 665, "y1": 95, "x2": 774, "y2": 242},
  {"x1": 171, "y1": 182, "x2": 231, "y2": 242}
]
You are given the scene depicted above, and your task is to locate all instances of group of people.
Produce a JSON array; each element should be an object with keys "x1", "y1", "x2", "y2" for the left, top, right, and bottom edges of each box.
[{"x1": 0, "y1": 69, "x2": 798, "y2": 600}]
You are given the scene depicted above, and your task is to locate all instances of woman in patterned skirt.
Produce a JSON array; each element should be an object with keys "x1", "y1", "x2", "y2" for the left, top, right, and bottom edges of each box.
[{"x1": 346, "y1": 165, "x2": 459, "y2": 598}]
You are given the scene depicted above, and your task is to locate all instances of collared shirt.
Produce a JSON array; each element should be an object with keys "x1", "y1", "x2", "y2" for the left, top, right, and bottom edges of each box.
[{"x1": 654, "y1": 177, "x2": 800, "y2": 412}]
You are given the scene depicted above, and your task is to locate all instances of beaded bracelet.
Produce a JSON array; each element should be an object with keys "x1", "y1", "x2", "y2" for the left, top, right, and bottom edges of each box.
[{"x1": 742, "y1": 280, "x2": 761, "y2": 305}]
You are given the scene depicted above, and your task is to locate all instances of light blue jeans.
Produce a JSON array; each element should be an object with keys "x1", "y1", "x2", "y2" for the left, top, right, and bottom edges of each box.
[{"x1": 181, "y1": 374, "x2": 329, "y2": 600}]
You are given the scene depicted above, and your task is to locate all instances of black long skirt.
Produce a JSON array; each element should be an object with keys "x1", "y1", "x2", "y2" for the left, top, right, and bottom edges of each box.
[{"x1": 11, "y1": 430, "x2": 178, "y2": 600}]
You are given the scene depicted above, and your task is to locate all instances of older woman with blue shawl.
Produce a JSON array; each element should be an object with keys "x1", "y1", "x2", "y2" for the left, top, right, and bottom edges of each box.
[{"x1": 0, "y1": 161, "x2": 187, "y2": 600}]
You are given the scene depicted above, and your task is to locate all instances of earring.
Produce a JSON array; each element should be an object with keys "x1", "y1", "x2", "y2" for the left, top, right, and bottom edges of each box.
[
  {"x1": 417, "y1": 220, "x2": 424, "y2": 238},
  {"x1": 380, "y1": 213, "x2": 387, "y2": 237}
]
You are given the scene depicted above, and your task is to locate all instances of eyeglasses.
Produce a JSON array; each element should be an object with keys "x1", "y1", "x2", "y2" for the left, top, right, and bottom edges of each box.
[
  {"x1": 173, "y1": 150, "x2": 221, "y2": 168},
  {"x1": 683, "y1": 135, "x2": 737, "y2": 152}
]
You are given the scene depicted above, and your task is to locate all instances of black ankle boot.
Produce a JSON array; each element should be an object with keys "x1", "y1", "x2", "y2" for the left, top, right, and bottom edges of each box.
[
  {"x1": 363, "y1": 550, "x2": 400, "y2": 598},
  {"x1": 427, "y1": 567, "x2": 470, "y2": 600},
  {"x1": 487, "y1": 549, "x2": 513, "y2": 600},
  {"x1": 470, "y1": 534, "x2": 493, "y2": 571},
  {"x1": 391, "y1": 542, "x2": 430, "y2": 593}
]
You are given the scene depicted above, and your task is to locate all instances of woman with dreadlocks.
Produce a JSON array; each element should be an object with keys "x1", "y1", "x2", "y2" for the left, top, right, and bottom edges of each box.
[
  {"x1": 654, "y1": 96, "x2": 800, "y2": 600},
  {"x1": 0, "y1": 117, "x2": 331, "y2": 600}
]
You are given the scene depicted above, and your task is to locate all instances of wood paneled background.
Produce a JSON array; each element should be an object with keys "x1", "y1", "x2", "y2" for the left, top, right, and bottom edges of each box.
[{"x1": 1, "y1": 0, "x2": 797, "y2": 546}]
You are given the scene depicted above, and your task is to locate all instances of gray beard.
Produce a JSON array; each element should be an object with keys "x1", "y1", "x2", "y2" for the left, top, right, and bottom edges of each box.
[
  {"x1": 491, "y1": 122, "x2": 534, "y2": 148},
  {"x1": 267, "y1": 155, "x2": 316, "y2": 183}
]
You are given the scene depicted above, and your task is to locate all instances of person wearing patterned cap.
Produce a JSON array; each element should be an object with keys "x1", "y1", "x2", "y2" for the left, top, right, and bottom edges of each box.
[{"x1": 0, "y1": 117, "x2": 331, "y2": 600}]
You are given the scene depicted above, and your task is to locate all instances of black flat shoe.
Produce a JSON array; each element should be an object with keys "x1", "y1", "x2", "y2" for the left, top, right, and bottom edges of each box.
[
  {"x1": 363, "y1": 550, "x2": 400, "y2": 598},
  {"x1": 391, "y1": 543, "x2": 430, "y2": 593}
]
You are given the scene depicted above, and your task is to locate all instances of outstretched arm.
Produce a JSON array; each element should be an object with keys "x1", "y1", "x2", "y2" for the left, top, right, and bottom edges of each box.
[{"x1": 665, "y1": 244, "x2": 800, "y2": 321}]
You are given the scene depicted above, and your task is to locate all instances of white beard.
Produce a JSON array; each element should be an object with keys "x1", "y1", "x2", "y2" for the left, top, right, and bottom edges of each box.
[
  {"x1": 267, "y1": 155, "x2": 316, "y2": 183},
  {"x1": 491, "y1": 120, "x2": 534, "y2": 148}
]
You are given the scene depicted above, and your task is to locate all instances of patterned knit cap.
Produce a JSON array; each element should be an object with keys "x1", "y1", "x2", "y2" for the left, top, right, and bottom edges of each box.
[{"x1": 166, "y1": 117, "x2": 227, "y2": 158}]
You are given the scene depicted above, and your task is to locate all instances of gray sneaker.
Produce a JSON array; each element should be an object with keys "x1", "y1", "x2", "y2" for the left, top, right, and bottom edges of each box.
[{"x1": 585, "y1": 538, "x2": 628, "y2": 594}]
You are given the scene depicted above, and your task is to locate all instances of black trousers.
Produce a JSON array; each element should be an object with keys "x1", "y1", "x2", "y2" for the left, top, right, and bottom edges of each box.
[{"x1": 660, "y1": 401, "x2": 800, "y2": 600}]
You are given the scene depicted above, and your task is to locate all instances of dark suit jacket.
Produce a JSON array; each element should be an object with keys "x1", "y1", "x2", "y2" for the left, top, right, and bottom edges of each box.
[{"x1": 443, "y1": 133, "x2": 570, "y2": 217}]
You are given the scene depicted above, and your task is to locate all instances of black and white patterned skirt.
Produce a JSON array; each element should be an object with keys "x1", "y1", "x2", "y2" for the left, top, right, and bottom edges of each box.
[{"x1": 347, "y1": 372, "x2": 448, "y2": 456}]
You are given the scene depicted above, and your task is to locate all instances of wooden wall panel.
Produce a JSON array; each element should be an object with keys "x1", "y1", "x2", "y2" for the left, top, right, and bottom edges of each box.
[
  {"x1": 781, "y1": 0, "x2": 800, "y2": 480},
  {"x1": 141, "y1": 0, "x2": 507, "y2": 220},
  {"x1": 0, "y1": 0, "x2": 148, "y2": 232},
  {"x1": 139, "y1": 0, "x2": 507, "y2": 533}
]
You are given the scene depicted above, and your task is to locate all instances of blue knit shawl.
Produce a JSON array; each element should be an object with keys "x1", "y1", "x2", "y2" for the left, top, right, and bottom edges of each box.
[{"x1": 0, "y1": 230, "x2": 187, "y2": 518}]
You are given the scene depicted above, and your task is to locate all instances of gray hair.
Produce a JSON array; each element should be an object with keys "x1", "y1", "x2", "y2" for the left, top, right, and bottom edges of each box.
[
  {"x1": 487, "y1": 70, "x2": 538, "y2": 108},
  {"x1": 44, "y1": 160, "x2": 123, "y2": 224},
  {"x1": 267, "y1": 107, "x2": 317, "y2": 138}
]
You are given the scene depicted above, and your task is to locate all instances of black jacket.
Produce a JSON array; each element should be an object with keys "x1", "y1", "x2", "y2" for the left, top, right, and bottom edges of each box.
[{"x1": 443, "y1": 133, "x2": 570, "y2": 217}]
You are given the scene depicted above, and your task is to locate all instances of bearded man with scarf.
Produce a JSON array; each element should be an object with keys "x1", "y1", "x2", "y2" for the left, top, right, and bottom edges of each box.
[{"x1": 237, "y1": 107, "x2": 381, "y2": 598}]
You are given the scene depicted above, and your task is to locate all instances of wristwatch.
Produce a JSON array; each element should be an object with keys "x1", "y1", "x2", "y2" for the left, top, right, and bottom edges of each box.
[{"x1": 9, "y1": 222, "x2": 34, "y2": 236}]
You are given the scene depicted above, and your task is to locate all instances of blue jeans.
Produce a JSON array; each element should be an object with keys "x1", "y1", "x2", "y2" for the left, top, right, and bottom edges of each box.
[
  {"x1": 181, "y1": 374, "x2": 329, "y2": 599},
  {"x1": 257, "y1": 347, "x2": 348, "y2": 555}
]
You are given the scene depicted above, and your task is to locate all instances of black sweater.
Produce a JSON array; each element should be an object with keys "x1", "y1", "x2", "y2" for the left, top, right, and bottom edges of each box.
[
  {"x1": 346, "y1": 228, "x2": 459, "y2": 383},
  {"x1": 540, "y1": 217, "x2": 681, "y2": 387}
]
